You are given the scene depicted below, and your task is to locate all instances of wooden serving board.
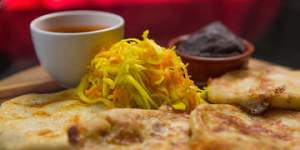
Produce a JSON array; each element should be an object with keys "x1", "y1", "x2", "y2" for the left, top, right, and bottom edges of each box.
[
  {"x1": 0, "y1": 59, "x2": 289, "y2": 102},
  {"x1": 0, "y1": 66, "x2": 63, "y2": 101}
]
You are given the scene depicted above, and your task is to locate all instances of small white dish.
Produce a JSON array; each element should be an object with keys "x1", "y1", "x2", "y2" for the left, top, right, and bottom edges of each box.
[{"x1": 30, "y1": 10, "x2": 124, "y2": 87}]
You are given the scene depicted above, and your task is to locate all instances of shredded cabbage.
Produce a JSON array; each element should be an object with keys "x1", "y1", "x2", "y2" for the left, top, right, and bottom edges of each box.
[{"x1": 77, "y1": 30, "x2": 206, "y2": 112}]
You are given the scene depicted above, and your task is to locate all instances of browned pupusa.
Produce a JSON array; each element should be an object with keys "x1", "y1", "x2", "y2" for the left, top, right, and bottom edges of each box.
[
  {"x1": 68, "y1": 108, "x2": 190, "y2": 150},
  {"x1": 4, "y1": 78, "x2": 300, "y2": 150},
  {"x1": 0, "y1": 90, "x2": 106, "y2": 150},
  {"x1": 190, "y1": 104, "x2": 300, "y2": 150},
  {"x1": 207, "y1": 67, "x2": 300, "y2": 113}
]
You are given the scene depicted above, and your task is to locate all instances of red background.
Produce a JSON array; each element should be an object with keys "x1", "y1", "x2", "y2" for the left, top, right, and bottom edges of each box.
[{"x1": 0, "y1": 0, "x2": 281, "y2": 64}]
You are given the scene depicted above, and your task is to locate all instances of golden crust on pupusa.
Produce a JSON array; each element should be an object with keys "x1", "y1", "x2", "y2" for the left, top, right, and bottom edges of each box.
[
  {"x1": 0, "y1": 90, "x2": 190, "y2": 150},
  {"x1": 0, "y1": 90, "x2": 106, "y2": 150},
  {"x1": 68, "y1": 108, "x2": 190, "y2": 150},
  {"x1": 190, "y1": 104, "x2": 300, "y2": 150},
  {"x1": 207, "y1": 67, "x2": 300, "y2": 114}
]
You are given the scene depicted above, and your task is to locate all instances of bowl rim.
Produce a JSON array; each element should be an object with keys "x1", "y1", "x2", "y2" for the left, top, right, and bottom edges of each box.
[
  {"x1": 168, "y1": 34, "x2": 254, "y2": 62},
  {"x1": 30, "y1": 10, "x2": 124, "y2": 36}
]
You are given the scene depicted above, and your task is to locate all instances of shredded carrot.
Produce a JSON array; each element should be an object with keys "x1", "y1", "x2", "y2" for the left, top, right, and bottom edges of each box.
[{"x1": 76, "y1": 30, "x2": 207, "y2": 111}]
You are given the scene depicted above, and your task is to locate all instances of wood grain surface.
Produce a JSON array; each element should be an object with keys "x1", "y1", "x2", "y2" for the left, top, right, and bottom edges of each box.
[{"x1": 0, "y1": 66, "x2": 63, "y2": 100}]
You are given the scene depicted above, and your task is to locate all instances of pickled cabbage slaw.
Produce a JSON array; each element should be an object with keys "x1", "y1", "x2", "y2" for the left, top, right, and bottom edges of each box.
[{"x1": 77, "y1": 31, "x2": 206, "y2": 112}]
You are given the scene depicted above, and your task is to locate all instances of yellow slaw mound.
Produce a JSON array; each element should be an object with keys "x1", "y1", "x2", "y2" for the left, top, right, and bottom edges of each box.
[{"x1": 77, "y1": 31, "x2": 206, "y2": 112}]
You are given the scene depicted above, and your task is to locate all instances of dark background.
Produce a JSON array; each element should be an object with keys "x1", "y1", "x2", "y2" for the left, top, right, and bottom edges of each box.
[
  {"x1": 0, "y1": 0, "x2": 299, "y2": 79},
  {"x1": 255, "y1": 0, "x2": 300, "y2": 68}
]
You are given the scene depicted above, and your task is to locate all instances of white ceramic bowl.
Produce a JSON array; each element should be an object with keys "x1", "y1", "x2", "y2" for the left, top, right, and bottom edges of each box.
[{"x1": 30, "y1": 10, "x2": 124, "y2": 87}]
